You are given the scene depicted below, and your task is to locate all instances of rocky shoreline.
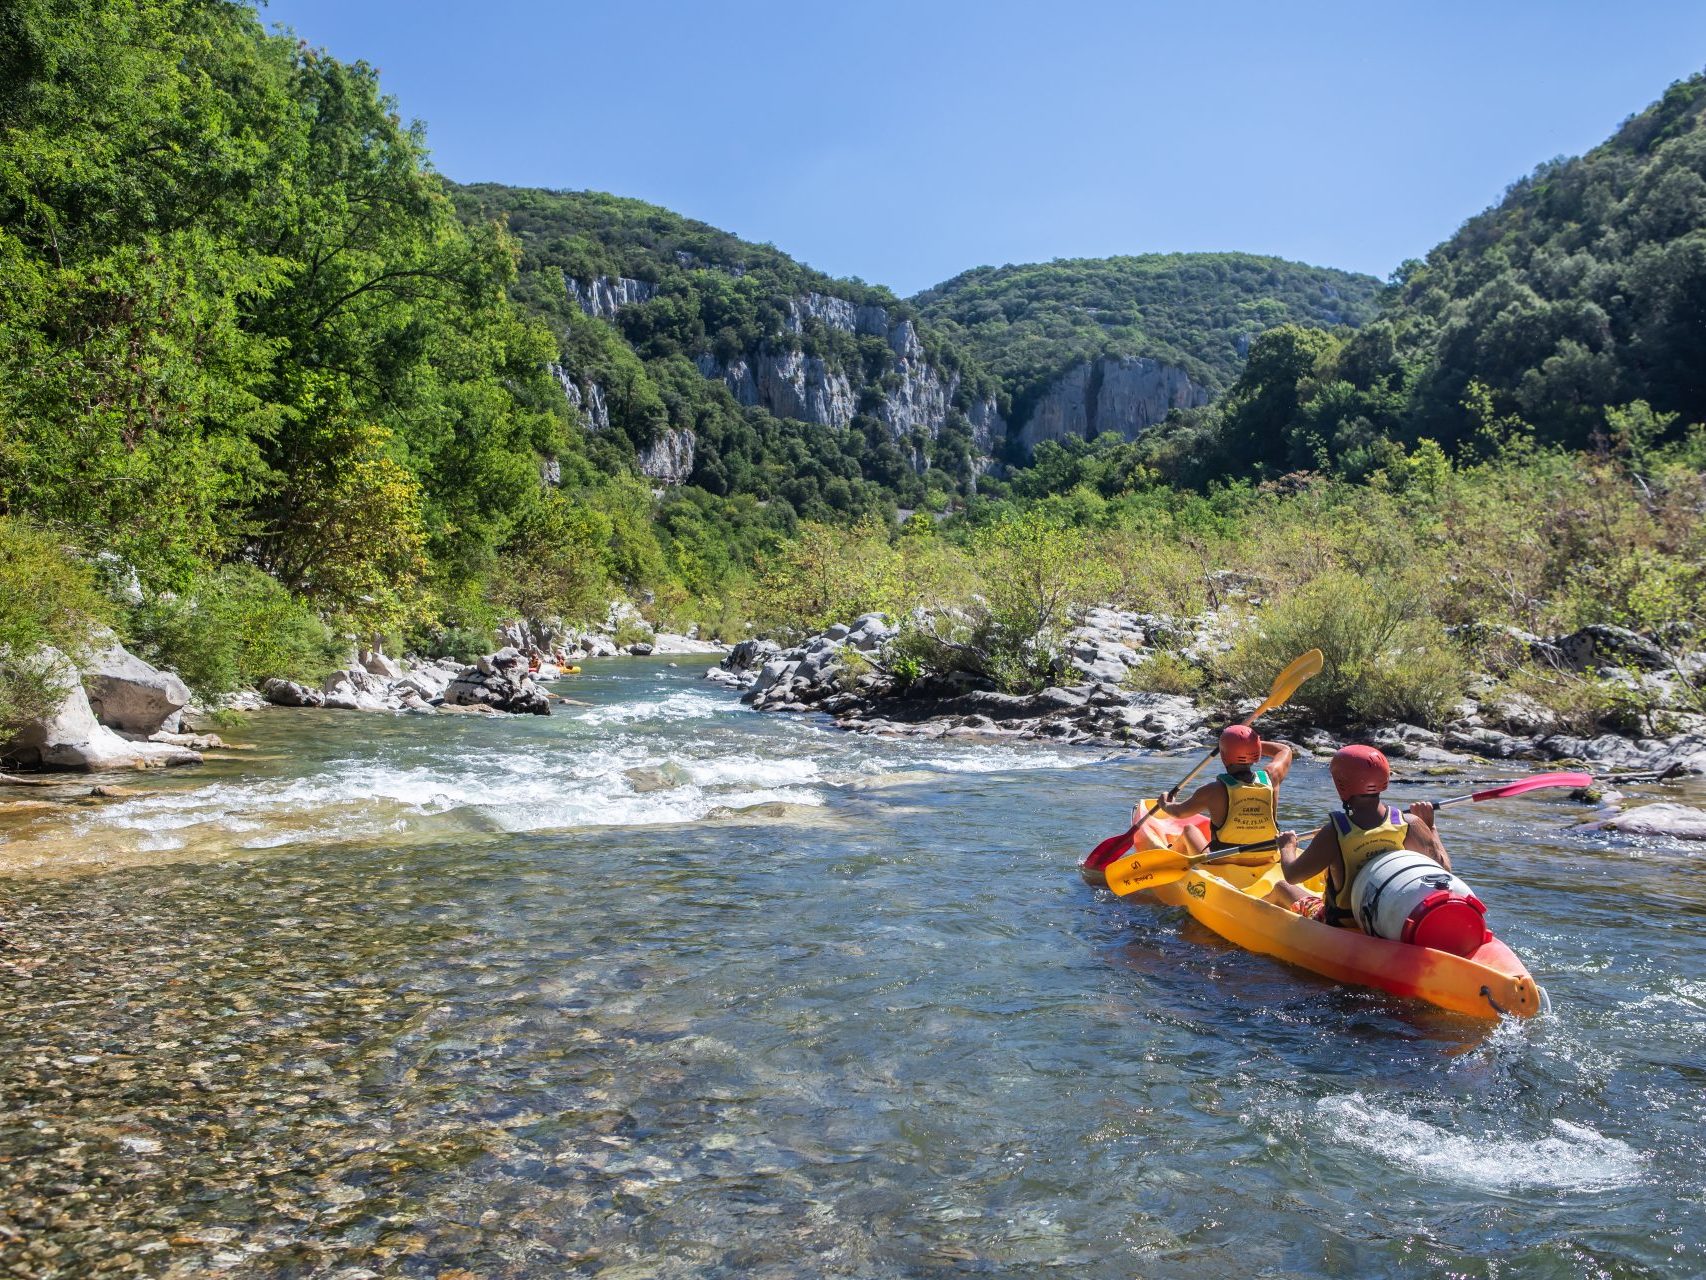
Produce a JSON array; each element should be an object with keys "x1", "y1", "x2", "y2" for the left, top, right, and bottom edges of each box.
[
  {"x1": 704, "y1": 606, "x2": 1706, "y2": 780},
  {"x1": 1, "y1": 610, "x2": 727, "y2": 775}
]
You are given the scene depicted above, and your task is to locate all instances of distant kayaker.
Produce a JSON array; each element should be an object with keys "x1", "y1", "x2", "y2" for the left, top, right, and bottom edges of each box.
[
  {"x1": 1271, "y1": 744, "x2": 1452, "y2": 926},
  {"x1": 1148, "y1": 725, "x2": 1295, "y2": 860}
]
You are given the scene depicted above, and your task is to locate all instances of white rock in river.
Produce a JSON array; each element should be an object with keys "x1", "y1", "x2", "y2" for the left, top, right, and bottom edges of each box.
[
  {"x1": 4, "y1": 648, "x2": 201, "y2": 770},
  {"x1": 79, "y1": 634, "x2": 190, "y2": 735},
  {"x1": 1590, "y1": 803, "x2": 1706, "y2": 841}
]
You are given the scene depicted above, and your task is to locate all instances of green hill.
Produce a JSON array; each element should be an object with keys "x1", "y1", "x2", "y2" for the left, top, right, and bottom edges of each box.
[
  {"x1": 1181, "y1": 71, "x2": 1706, "y2": 486},
  {"x1": 1352, "y1": 72, "x2": 1706, "y2": 451},
  {"x1": 912, "y1": 254, "x2": 1383, "y2": 448},
  {"x1": 453, "y1": 184, "x2": 1000, "y2": 516}
]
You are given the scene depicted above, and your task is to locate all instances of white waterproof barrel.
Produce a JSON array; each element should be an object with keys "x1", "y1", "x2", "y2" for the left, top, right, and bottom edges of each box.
[{"x1": 1352, "y1": 850, "x2": 1489, "y2": 957}]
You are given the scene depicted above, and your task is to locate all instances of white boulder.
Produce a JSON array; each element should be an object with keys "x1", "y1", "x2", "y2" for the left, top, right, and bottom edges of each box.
[
  {"x1": 5, "y1": 648, "x2": 201, "y2": 771},
  {"x1": 80, "y1": 636, "x2": 190, "y2": 735}
]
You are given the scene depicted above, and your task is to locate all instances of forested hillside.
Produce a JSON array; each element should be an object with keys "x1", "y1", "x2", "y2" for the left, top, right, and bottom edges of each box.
[
  {"x1": 455, "y1": 184, "x2": 1001, "y2": 517},
  {"x1": 1133, "y1": 73, "x2": 1706, "y2": 487},
  {"x1": 913, "y1": 255, "x2": 1382, "y2": 456}
]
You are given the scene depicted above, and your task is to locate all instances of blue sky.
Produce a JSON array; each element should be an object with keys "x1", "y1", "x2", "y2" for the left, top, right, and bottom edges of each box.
[{"x1": 256, "y1": 1, "x2": 1706, "y2": 294}]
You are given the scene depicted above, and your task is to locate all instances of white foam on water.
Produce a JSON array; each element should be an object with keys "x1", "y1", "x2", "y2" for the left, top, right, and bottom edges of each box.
[
  {"x1": 574, "y1": 690, "x2": 734, "y2": 726},
  {"x1": 69, "y1": 733, "x2": 836, "y2": 849},
  {"x1": 914, "y1": 745, "x2": 1083, "y2": 774},
  {"x1": 1316, "y1": 1093, "x2": 1644, "y2": 1192},
  {"x1": 683, "y1": 755, "x2": 822, "y2": 788}
]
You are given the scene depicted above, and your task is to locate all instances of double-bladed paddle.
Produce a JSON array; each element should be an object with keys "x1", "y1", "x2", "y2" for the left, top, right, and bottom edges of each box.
[
  {"x1": 1102, "y1": 769, "x2": 1594, "y2": 896},
  {"x1": 1082, "y1": 648, "x2": 1325, "y2": 872}
]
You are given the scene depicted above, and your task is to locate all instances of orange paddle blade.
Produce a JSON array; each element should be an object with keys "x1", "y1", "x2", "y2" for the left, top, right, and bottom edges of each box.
[{"x1": 1105, "y1": 846, "x2": 1194, "y2": 896}]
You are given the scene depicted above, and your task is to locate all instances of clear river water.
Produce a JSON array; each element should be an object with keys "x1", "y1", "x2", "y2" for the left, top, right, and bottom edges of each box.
[{"x1": 1, "y1": 659, "x2": 1703, "y2": 1278}]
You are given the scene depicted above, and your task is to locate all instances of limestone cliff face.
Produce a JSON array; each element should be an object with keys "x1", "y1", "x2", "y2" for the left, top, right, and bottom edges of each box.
[
  {"x1": 637, "y1": 428, "x2": 695, "y2": 485},
  {"x1": 554, "y1": 362, "x2": 696, "y2": 484},
  {"x1": 557, "y1": 281, "x2": 1005, "y2": 477},
  {"x1": 553, "y1": 364, "x2": 608, "y2": 433},
  {"x1": 1015, "y1": 357, "x2": 1208, "y2": 456},
  {"x1": 697, "y1": 294, "x2": 1004, "y2": 471},
  {"x1": 567, "y1": 274, "x2": 656, "y2": 321}
]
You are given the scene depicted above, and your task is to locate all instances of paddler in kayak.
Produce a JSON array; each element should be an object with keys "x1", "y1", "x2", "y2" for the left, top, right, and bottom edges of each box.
[
  {"x1": 1146, "y1": 725, "x2": 1295, "y2": 861},
  {"x1": 1272, "y1": 744, "x2": 1452, "y2": 925}
]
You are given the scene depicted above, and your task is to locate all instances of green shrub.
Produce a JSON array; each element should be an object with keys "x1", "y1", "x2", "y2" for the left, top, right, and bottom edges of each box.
[
  {"x1": 1124, "y1": 650, "x2": 1205, "y2": 696},
  {"x1": 1489, "y1": 664, "x2": 1672, "y2": 738},
  {"x1": 1219, "y1": 570, "x2": 1467, "y2": 726},
  {"x1": 0, "y1": 519, "x2": 114, "y2": 735},
  {"x1": 415, "y1": 624, "x2": 494, "y2": 664},
  {"x1": 612, "y1": 617, "x2": 656, "y2": 648},
  {"x1": 127, "y1": 565, "x2": 343, "y2": 701}
]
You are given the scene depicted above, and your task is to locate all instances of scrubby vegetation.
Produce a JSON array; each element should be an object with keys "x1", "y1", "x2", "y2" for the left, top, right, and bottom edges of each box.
[
  {"x1": 741, "y1": 426, "x2": 1706, "y2": 730},
  {"x1": 0, "y1": 520, "x2": 115, "y2": 732}
]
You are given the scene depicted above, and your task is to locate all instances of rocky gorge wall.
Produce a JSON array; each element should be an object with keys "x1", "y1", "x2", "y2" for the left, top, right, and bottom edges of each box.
[
  {"x1": 553, "y1": 278, "x2": 1004, "y2": 482},
  {"x1": 1013, "y1": 356, "x2": 1210, "y2": 457}
]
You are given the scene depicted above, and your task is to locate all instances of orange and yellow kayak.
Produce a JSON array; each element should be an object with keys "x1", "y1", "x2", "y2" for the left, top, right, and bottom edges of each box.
[{"x1": 1087, "y1": 805, "x2": 1547, "y2": 1020}]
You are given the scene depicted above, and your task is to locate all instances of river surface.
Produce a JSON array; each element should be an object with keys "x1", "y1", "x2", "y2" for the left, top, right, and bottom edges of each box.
[{"x1": 1, "y1": 659, "x2": 1703, "y2": 1278}]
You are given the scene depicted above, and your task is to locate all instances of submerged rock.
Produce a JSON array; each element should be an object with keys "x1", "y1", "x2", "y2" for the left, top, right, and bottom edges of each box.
[{"x1": 1589, "y1": 802, "x2": 1706, "y2": 841}]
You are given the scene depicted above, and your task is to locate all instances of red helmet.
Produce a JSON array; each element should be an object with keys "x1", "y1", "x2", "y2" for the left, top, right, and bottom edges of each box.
[
  {"x1": 1219, "y1": 724, "x2": 1261, "y2": 769},
  {"x1": 1330, "y1": 745, "x2": 1390, "y2": 801}
]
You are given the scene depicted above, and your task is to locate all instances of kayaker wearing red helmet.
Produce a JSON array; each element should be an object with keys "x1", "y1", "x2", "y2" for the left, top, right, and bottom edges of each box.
[
  {"x1": 1272, "y1": 744, "x2": 1452, "y2": 925},
  {"x1": 1148, "y1": 724, "x2": 1295, "y2": 859}
]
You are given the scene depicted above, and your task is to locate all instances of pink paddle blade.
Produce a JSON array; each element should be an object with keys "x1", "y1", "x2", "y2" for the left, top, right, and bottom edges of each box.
[
  {"x1": 1084, "y1": 824, "x2": 1137, "y2": 870},
  {"x1": 1468, "y1": 771, "x2": 1593, "y2": 802}
]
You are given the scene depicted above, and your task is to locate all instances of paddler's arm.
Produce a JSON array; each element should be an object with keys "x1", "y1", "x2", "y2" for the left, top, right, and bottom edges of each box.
[
  {"x1": 1281, "y1": 822, "x2": 1337, "y2": 884},
  {"x1": 1148, "y1": 780, "x2": 1220, "y2": 821},
  {"x1": 1403, "y1": 801, "x2": 1452, "y2": 872},
  {"x1": 1261, "y1": 739, "x2": 1295, "y2": 785}
]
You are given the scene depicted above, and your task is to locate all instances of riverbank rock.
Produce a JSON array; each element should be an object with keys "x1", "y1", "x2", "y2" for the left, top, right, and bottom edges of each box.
[
  {"x1": 322, "y1": 667, "x2": 391, "y2": 712},
  {"x1": 649, "y1": 631, "x2": 727, "y2": 655},
  {"x1": 710, "y1": 605, "x2": 1706, "y2": 768},
  {"x1": 713, "y1": 612, "x2": 1215, "y2": 748},
  {"x1": 79, "y1": 636, "x2": 191, "y2": 736},
  {"x1": 1588, "y1": 803, "x2": 1706, "y2": 840},
  {"x1": 444, "y1": 648, "x2": 551, "y2": 716},
  {"x1": 261, "y1": 678, "x2": 324, "y2": 709},
  {"x1": 2, "y1": 649, "x2": 201, "y2": 771}
]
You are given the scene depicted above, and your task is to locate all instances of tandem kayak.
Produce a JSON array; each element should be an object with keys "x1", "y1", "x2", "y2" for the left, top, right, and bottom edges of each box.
[{"x1": 1085, "y1": 806, "x2": 1548, "y2": 1020}]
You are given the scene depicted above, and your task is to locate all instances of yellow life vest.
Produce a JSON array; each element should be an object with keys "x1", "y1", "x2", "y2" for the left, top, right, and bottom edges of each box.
[
  {"x1": 1213, "y1": 768, "x2": 1277, "y2": 846},
  {"x1": 1327, "y1": 805, "x2": 1409, "y2": 922}
]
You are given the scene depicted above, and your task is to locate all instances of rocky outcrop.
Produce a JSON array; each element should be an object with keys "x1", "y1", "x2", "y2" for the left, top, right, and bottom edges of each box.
[
  {"x1": 553, "y1": 365, "x2": 610, "y2": 434},
  {"x1": 567, "y1": 274, "x2": 656, "y2": 321},
  {"x1": 1015, "y1": 357, "x2": 1209, "y2": 457},
  {"x1": 696, "y1": 349, "x2": 857, "y2": 428},
  {"x1": 79, "y1": 635, "x2": 190, "y2": 735},
  {"x1": 638, "y1": 427, "x2": 696, "y2": 484},
  {"x1": 707, "y1": 612, "x2": 1212, "y2": 748},
  {"x1": 551, "y1": 279, "x2": 1006, "y2": 475},
  {"x1": 704, "y1": 603, "x2": 1706, "y2": 772},
  {"x1": 693, "y1": 295, "x2": 1005, "y2": 471},
  {"x1": 444, "y1": 648, "x2": 551, "y2": 716},
  {"x1": 4, "y1": 648, "x2": 201, "y2": 771}
]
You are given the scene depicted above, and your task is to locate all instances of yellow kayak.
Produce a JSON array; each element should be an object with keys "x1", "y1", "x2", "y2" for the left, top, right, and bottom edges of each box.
[{"x1": 1091, "y1": 808, "x2": 1547, "y2": 1021}]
